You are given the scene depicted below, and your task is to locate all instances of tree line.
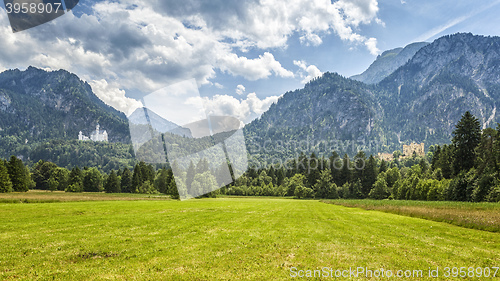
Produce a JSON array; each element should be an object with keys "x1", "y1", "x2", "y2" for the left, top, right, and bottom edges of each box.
[
  {"x1": 0, "y1": 111, "x2": 499, "y2": 202},
  {"x1": 224, "y1": 111, "x2": 499, "y2": 202},
  {"x1": 0, "y1": 158, "x2": 180, "y2": 198}
]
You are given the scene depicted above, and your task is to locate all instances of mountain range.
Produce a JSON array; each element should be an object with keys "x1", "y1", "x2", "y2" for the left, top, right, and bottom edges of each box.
[
  {"x1": 244, "y1": 33, "x2": 500, "y2": 161},
  {"x1": 1, "y1": 32, "x2": 499, "y2": 167}
]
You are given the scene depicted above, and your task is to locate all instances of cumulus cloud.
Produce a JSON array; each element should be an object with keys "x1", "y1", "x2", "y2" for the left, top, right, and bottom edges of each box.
[
  {"x1": 236, "y1": 85, "x2": 246, "y2": 96},
  {"x1": 0, "y1": 0, "x2": 381, "y2": 115},
  {"x1": 300, "y1": 33, "x2": 323, "y2": 46},
  {"x1": 218, "y1": 52, "x2": 294, "y2": 81},
  {"x1": 88, "y1": 79, "x2": 143, "y2": 116},
  {"x1": 294, "y1": 60, "x2": 323, "y2": 84},
  {"x1": 154, "y1": 0, "x2": 382, "y2": 52},
  {"x1": 364, "y1": 37, "x2": 380, "y2": 55},
  {"x1": 201, "y1": 93, "x2": 280, "y2": 123}
]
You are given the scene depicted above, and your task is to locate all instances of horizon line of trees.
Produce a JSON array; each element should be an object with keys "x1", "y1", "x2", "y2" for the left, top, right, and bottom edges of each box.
[{"x1": 0, "y1": 111, "x2": 499, "y2": 202}]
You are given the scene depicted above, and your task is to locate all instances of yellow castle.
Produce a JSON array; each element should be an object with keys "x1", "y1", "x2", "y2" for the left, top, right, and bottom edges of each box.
[{"x1": 403, "y1": 143, "x2": 425, "y2": 157}]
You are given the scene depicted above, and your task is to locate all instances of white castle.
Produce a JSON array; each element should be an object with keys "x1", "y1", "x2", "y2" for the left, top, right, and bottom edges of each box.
[{"x1": 78, "y1": 124, "x2": 108, "y2": 142}]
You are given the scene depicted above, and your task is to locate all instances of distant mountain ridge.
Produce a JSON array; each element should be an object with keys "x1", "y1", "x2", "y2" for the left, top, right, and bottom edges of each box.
[
  {"x1": 128, "y1": 107, "x2": 192, "y2": 137},
  {"x1": 351, "y1": 42, "x2": 429, "y2": 84},
  {"x1": 1, "y1": 33, "x2": 499, "y2": 167},
  {"x1": 245, "y1": 33, "x2": 500, "y2": 161}
]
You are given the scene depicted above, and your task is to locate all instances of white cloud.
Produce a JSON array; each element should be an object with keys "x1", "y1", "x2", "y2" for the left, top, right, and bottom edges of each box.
[
  {"x1": 214, "y1": 82, "x2": 224, "y2": 89},
  {"x1": 0, "y1": 0, "x2": 381, "y2": 115},
  {"x1": 333, "y1": 0, "x2": 379, "y2": 27},
  {"x1": 236, "y1": 84, "x2": 246, "y2": 96},
  {"x1": 294, "y1": 60, "x2": 323, "y2": 84},
  {"x1": 88, "y1": 79, "x2": 143, "y2": 116},
  {"x1": 201, "y1": 93, "x2": 280, "y2": 123},
  {"x1": 187, "y1": 0, "x2": 381, "y2": 52},
  {"x1": 300, "y1": 33, "x2": 323, "y2": 46},
  {"x1": 218, "y1": 52, "x2": 294, "y2": 81},
  {"x1": 245, "y1": 93, "x2": 280, "y2": 115},
  {"x1": 364, "y1": 37, "x2": 380, "y2": 55}
]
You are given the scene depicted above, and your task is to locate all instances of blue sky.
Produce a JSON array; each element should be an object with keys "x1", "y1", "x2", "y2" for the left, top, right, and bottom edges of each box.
[{"x1": 1, "y1": 0, "x2": 500, "y2": 123}]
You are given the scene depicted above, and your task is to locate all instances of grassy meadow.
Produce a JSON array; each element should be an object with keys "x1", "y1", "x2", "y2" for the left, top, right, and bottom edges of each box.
[
  {"x1": 324, "y1": 199, "x2": 500, "y2": 233},
  {"x1": 0, "y1": 194, "x2": 499, "y2": 280}
]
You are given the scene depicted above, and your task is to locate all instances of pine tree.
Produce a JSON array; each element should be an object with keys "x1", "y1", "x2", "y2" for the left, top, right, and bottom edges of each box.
[
  {"x1": 307, "y1": 153, "x2": 321, "y2": 188},
  {"x1": 436, "y1": 144, "x2": 453, "y2": 179},
  {"x1": 276, "y1": 168, "x2": 285, "y2": 187},
  {"x1": 268, "y1": 166, "x2": 276, "y2": 185},
  {"x1": 120, "y1": 168, "x2": 133, "y2": 193},
  {"x1": 154, "y1": 168, "x2": 169, "y2": 194},
  {"x1": 0, "y1": 160, "x2": 13, "y2": 193},
  {"x1": 329, "y1": 151, "x2": 341, "y2": 186},
  {"x1": 339, "y1": 154, "x2": 351, "y2": 186},
  {"x1": 362, "y1": 155, "x2": 378, "y2": 197},
  {"x1": 476, "y1": 127, "x2": 497, "y2": 174},
  {"x1": 7, "y1": 156, "x2": 30, "y2": 192},
  {"x1": 452, "y1": 111, "x2": 481, "y2": 174},
  {"x1": 379, "y1": 160, "x2": 387, "y2": 173},
  {"x1": 353, "y1": 151, "x2": 366, "y2": 184},
  {"x1": 132, "y1": 164, "x2": 142, "y2": 193},
  {"x1": 165, "y1": 168, "x2": 177, "y2": 196},
  {"x1": 431, "y1": 145, "x2": 441, "y2": 171},
  {"x1": 104, "y1": 170, "x2": 121, "y2": 193}
]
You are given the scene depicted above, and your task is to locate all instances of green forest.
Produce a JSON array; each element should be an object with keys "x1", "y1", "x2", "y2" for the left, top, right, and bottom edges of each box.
[{"x1": 1, "y1": 111, "x2": 499, "y2": 203}]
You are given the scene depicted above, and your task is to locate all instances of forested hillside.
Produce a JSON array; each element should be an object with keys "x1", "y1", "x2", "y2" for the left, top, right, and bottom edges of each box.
[
  {"x1": 1, "y1": 111, "x2": 499, "y2": 204},
  {"x1": 244, "y1": 33, "x2": 500, "y2": 164},
  {"x1": 0, "y1": 67, "x2": 130, "y2": 159}
]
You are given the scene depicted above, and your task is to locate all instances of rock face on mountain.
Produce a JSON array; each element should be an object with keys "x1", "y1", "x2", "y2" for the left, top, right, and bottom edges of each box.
[
  {"x1": 0, "y1": 67, "x2": 130, "y2": 144},
  {"x1": 379, "y1": 33, "x2": 500, "y2": 146},
  {"x1": 245, "y1": 33, "x2": 500, "y2": 159},
  {"x1": 351, "y1": 42, "x2": 428, "y2": 84}
]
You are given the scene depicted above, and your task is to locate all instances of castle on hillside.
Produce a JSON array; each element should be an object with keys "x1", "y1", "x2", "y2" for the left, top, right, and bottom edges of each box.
[
  {"x1": 377, "y1": 142, "x2": 425, "y2": 161},
  {"x1": 78, "y1": 124, "x2": 108, "y2": 142},
  {"x1": 403, "y1": 142, "x2": 425, "y2": 157}
]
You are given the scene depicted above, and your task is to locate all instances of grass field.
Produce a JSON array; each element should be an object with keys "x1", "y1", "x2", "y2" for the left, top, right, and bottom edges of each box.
[
  {"x1": 0, "y1": 190, "x2": 171, "y2": 203},
  {"x1": 0, "y1": 195, "x2": 499, "y2": 280},
  {"x1": 323, "y1": 199, "x2": 500, "y2": 233}
]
